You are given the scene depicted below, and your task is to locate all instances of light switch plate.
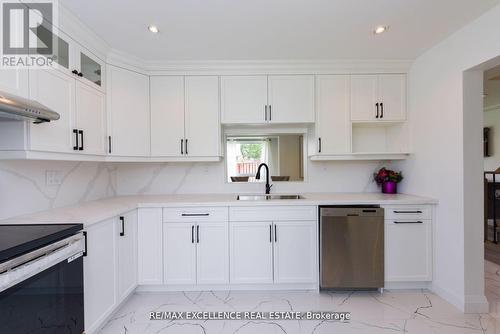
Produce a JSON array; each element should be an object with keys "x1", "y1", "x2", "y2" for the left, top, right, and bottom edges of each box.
[{"x1": 45, "y1": 170, "x2": 63, "y2": 186}]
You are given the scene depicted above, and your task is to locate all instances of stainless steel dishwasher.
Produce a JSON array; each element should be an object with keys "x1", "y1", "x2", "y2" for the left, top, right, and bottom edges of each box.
[{"x1": 319, "y1": 206, "x2": 384, "y2": 290}]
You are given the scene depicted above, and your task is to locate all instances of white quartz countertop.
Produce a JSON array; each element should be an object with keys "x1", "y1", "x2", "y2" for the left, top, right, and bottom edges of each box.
[{"x1": 0, "y1": 193, "x2": 437, "y2": 227}]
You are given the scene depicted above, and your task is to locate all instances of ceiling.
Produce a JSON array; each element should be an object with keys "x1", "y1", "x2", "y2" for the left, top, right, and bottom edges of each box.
[{"x1": 63, "y1": 0, "x2": 500, "y2": 61}]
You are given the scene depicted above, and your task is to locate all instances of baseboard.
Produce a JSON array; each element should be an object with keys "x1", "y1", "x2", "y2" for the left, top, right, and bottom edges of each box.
[{"x1": 431, "y1": 281, "x2": 489, "y2": 313}]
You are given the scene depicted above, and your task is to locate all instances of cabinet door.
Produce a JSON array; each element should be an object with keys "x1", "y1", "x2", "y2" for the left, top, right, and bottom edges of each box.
[
  {"x1": 163, "y1": 223, "x2": 196, "y2": 284},
  {"x1": 84, "y1": 219, "x2": 116, "y2": 334},
  {"x1": 150, "y1": 76, "x2": 185, "y2": 157},
  {"x1": 268, "y1": 75, "x2": 315, "y2": 123},
  {"x1": 29, "y1": 69, "x2": 75, "y2": 153},
  {"x1": 378, "y1": 74, "x2": 406, "y2": 121},
  {"x1": 0, "y1": 68, "x2": 29, "y2": 98},
  {"x1": 75, "y1": 81, "x2": 105, "y2": 155},
  {"x1": 385, "y1": 220, "x2": 432, "y2": 281},
  {"x1": 350, "y1": 75, "x2": 378, "y2": 121},
  {"x1": 117, "y1": 210, "x2": 138, "y2": 302},
  {"x1": 221, "y1": 76, "x2": 268, "y2": 124},
  {"x1": 184, "y1": 76, "x2": 220, "y2": 157},
  {"x1": 315, "y1": 75, "x2": 351, "y2": 154},
  {"x1": 75, "y1": 46, "x2": 104, "y2": 91},
  {"x1": 107, "y1": 65, "x2": 150, "y2": 156},
  {"x1": 230, "y1": 222, "x2": 273, "y2": 284},
  {"x1": 138, "y1": 208, "x2": 163, "y2": 285},
  {"x1": 196, "y1": 222, "x2": 229, "y2": 284},
  {"x1": 274, "y1": 221, "x2": 317, "y2": 284}
]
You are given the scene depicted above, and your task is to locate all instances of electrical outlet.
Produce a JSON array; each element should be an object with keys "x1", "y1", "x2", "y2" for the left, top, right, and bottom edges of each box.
[{"x1": 45, "y1": 170, "x2": 63, "y2": 186}]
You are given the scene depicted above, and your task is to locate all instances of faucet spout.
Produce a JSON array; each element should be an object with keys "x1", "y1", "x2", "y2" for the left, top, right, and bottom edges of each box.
[{"x1": 255, "y1": 163, "x2": 272, "y2": 194}]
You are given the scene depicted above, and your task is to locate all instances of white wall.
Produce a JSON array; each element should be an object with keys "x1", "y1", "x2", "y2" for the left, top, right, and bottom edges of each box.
[
  {"x1": 0, "y1": 161, "x2": 116, "y2": 220},
  {"x1": 484, "y1": 109, "x2": 500, "y2": 171},
  {"x1": 396, "y1": 2, "x2": 500, "y2": 312}
]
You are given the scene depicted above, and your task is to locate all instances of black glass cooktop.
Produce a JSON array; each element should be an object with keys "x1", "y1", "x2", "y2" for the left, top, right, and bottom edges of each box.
[{"x1": 0, "y1": 224, "x2": 83, "y2": 263}]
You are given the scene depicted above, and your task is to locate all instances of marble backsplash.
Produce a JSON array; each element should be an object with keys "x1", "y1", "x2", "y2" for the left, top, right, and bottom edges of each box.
[
  {"x1": 115, "y1": 160, "x2": 392, "y2": 196},
  {"x1": 0, "y1": 159, "x2": 397, "y2": 220},
  {"x1": 0, "y1": 161, "x2": 116, "y2": 220}
]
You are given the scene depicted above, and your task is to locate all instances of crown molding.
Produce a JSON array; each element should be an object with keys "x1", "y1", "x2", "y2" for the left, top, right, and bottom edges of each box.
[{"x1": 107, "y1": 49, "x2": 413, "y2": 75}]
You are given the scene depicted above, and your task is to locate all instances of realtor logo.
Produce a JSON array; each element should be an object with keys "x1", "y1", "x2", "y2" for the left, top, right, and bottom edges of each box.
[{"x1": 1, "y1": 0, "x2": 57, "y2": 68}]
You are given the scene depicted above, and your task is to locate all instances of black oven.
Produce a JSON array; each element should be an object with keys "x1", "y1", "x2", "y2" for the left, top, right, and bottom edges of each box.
[{"x1": 0, "y1": 224, "x2": 85, "y2": 334}]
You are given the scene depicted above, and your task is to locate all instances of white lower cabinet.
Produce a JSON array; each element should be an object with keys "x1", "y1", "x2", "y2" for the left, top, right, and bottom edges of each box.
[
  {"x1": 117, "y1": 210, "x2": 138, "y2": 301},
  {"x1": 163, "y1": 223, "x2": 197, "y2": 284},
  {"x1": 384, "y1": 207, "x2": 432, "y2": 282},
  {"x1": 138, "y1": 208, "x2": 163, "y2": 285},
  {"x1": 230, "y1": 222, "x2": 274, "y2": 284},
  {"x1": 163, "y1": 221, "x2": 229, "y2": 285},
  {"x1": 84, "y1": 218, "x2": 116, "y2": 334},
  {"x1": 230, "y1": 220, "x2": 317, "y2": 285},
  {"x1": 84, "y1": 210, "x2": 138, "y2": 334},
  {"x1": 273, "y1": 221, "x2": 317, "y2": 284}
]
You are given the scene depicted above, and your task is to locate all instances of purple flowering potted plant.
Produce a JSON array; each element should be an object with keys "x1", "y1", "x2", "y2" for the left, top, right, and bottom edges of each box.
[{"x1": 374, "y1": 168, "x2": 403, "y2": 194}]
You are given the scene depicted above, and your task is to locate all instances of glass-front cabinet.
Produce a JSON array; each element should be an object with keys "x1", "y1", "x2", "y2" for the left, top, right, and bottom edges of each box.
[{"x1": 73, "y1": 46, "x2": 105, "y2": 91}]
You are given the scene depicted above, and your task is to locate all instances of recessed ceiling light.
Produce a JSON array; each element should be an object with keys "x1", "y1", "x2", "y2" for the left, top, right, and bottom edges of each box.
[
  {"x1": 374, "y1": 25, "x2": 389, "y2": 35},
  {"x1": 148, "y1": 25, "x2": 159, "y2": 33}
]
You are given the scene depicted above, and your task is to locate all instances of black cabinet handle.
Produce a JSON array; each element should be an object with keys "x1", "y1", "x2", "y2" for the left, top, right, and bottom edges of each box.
[
  {"x1": 264, "y1": 105, "x2": 268, "y2": 121},
  {"x1": 318, "y1": 137, "x2": 322, "y2": 153},
  {"x1": 375, "y1": 103, "x2": 380, "y2": 118},
  {"x1": 274, "y1": 224, "x2": 277, "y2": 242},
  {"x1": 181, "y1": 139, "x2": 184, "y2": 155},
  {"x1": 269, "y1": 105, "x2": 272, "y2": 121},
  {"x1": 73, "y1": 129, "x2": 79, "y2": 150},
  {"x1": 182, "y1": 213, "x2": 209, "y2": 217},
  {"x1": 393, "y1": 221, "x2": 423, "y2": 224},
  {"x1": 196, "y1": 225, "x2": 200, "y2": 243},
  {"x1": 108, "y1": 136, "x2": 112, "y2": 154},
  {"x1": 119, "y1": 216, "x2": 125, "y2": 236},
  {"x1": 78, "y1": 72, "x2": 83, "y2": 77},
  {"x1": 394, "y1": 210, "x2": 423, "y2": 214},
  {"x1": 269, "y1": 224, "x2": 272, "y2": 243},
  {"x1": 380, "y1": 102, "x2": 384, "y2": 118},
  {"x1": 72, "y1": 69, "x2": 78, "y2": 75},
  {"x1": 78, "y1": 130, "x2": 84, "y2": 150},
  {"x1": 191, "y1": 225, "x2": 195, "y2": 243},
  {"x1": 83, "y1": 231, "x2": 88, "y2": 256},
  {"x1": 185, "y1": 139, "x2": 188, "y2": 155}
]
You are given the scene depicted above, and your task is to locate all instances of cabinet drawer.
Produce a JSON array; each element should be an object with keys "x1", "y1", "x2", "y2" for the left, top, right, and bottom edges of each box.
[
  {"x1": 230, "y1": 206, "x2": 317, "y2": 222},
  {"x1": 163, "y1": 207, "x2": 228, "y2": 222},
  {"x1": 384, "y1": 206, "x2": 431, "y2": 220}
]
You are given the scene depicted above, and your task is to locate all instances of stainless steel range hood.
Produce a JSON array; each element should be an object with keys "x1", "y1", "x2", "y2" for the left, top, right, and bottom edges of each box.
[{"x1": 0, "y1": 91, "x2": 60, "y2": 123}]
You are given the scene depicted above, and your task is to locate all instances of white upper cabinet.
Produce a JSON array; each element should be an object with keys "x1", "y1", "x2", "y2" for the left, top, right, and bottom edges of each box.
[
  {"x1": 72, "y1": 46, "x2": 105, "y2": 91},
  {"x1": 268, "y1": 75, "x2": 315, "y2": 123},
  {"x1": 315, "y1": 75, "x2": 351, "y2": 155},
  {"x1": 0, "y1": 68, "x2": 29, "y2": 98},
  {"x1": 221, "y1": 75, "x2": 315, "y2": 124},
  {"x1": 150, "y1": 75, "x2": 220, "y2": 158},
  {"x1": 350, "y1": 74, "x2": 406, "y2": 122},
  {"x1": 221, "y1": 76, "x2": 268, "y2": 124},
  {"x1": 75, "y1": 81, "x2": 106, "y2": 155},
  {"x1": 107, "y1": 65, "x2": 150, "y2": 157},
  {"x1": 29, "y1": 69, "x2": 75, "y2": 153},
  {"x1": 150, "y1": 76, "x2": 185, "y2": 157},
  {"x1": 184, "y1": 76, "x2": 220, "y2": 157},
  {"x1": 378, "y1": 75, "x2": 407, "y2": 121}
]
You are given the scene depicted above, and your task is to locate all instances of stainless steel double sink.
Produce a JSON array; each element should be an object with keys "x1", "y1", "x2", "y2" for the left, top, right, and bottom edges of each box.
[{"x1": 236, "y1": 194, "x2": 305, "y2": 201}]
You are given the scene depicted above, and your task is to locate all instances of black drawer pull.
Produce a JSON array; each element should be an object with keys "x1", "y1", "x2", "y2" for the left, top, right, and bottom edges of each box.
[
  {"x1": 119, "y1": 216, "x2": 125, "y2": 236},
  {"x1": 83, "y1": 231, "x2": 88, "y2": 257},
  {"x1": 182, "y1": 213, "x2": 209, "y2": 217},
  {"x1": 394, "y1": 221, "x2": 423, "y2": 224},
  {"x1": 393, "y1": 210, "x2": 423, "y2": 214}
]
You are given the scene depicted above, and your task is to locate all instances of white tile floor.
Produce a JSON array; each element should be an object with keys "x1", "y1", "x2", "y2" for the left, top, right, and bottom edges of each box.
[{"x1": 98, "y1": 262, "x2": 500, "y2": 334}]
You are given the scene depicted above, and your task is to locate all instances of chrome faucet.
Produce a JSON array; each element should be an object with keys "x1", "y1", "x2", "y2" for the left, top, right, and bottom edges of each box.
[{"x1": 256, "y1": 163, "x2": 272, "y2": 194}]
